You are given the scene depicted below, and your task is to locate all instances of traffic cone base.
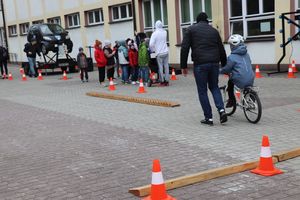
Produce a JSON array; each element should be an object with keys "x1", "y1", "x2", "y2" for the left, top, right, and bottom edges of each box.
[
  {"x1": 170, "y1": 69, "x2": 177, "y2": 81},
  {"x1": 287, "y1": 65, "x2": 296, "y2": 78},
  {"x1": 143, "y1": 194, "x2": 176, "y2": 200},
  {"x1": 108, "y1": 78, "x2": 116, "y2": 91},
  {"x1": 255, "y1": 65, "x2": 263, "y2": 78},
  {"x1": 138, "y1": 79, "x2": 146, "y2": 93},
  {"x1": 37, "y1": 71, "x2": 43, "y2": 80},
  {"x1": 250, "y1": 136, "x2": 283, "y2": 177},
  {"x1": 8, "y1": 73, "x2": 13, "y2": 80},
  {"x1": 22, "y1": 74, "x2": 27, "y2": 81}
]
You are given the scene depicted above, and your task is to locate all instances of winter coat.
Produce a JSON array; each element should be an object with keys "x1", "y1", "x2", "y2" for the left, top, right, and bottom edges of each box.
[
  {"x1": 24, "y1": 42, "x2": 41, "y2": 58},
  {"x1": 0, "y1": 46, "x2": 8, "y2": 61},
  {"x1": 94, "y1": 45, "x2": 107, "y2": 68},
  {"x1": 138, "y1": 42, "x2": 149, "y2": 67},
  {"x1": 149, "y1": 20, "x2": 168, "y2": 55},
  {"x1": 220, "y1": 44, "x2": 254, "y2": 89},
  {"x1": 128, "y1": 48, "x2": 138, "y2": 67},
  {"x1": 180, "y1": 21, "x2": 227, "y2": 68},
  {"x1": 103, "y1": 47, "x2": 115, "y2": 67},
  {"x1": 77, "y1": 53, "x2": 88, "y2": 69},
  {"x1": 118, "y1": 41, "x2": 129, "y2": 65}
]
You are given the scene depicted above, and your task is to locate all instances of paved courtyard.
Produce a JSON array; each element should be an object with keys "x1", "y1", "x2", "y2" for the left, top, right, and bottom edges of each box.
[{"x1": 0, "y1": 64, "x2": 299, "y2": 200}]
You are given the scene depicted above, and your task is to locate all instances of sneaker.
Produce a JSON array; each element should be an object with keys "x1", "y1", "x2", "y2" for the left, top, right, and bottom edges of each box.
[
  {"x1": 81, "y1": 80, "x2": 85, "y2": 83},
  {"x1": 131, "y1": 81, "x2": 136, "y2": 85},
  {"x1": 201, "y1": 119, "x2": 213, "y2": 126},
  {"x1": 86, "y1": 79, "x2": 89, "y2": 82},
  {"x1": 219, "y1": 110, "x2": 228, "y2": 124}
]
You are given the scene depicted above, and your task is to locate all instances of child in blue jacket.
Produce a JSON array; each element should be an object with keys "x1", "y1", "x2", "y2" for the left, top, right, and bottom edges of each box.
[{"x1": 220, "y1": 34, "x2": 254, "y2": 108}]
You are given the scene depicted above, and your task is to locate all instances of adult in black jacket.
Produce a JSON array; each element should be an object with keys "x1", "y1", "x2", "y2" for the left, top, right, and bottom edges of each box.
[
  {"x1": 180, "y1": 12, "x2": 227, "y2": 125},
  {"x1": 0, "y1": 46, "x2": 8, "y2": 78},
  {"x1": 23, "y1": 38, "x2": 41, "y2": 77}
]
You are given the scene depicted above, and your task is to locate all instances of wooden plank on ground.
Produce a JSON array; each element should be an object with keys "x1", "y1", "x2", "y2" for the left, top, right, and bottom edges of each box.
[
  {"x1": 129, "y1": 159, "x2": 279, "y2": 197},
  {"x1": 273, "y1": 148, "x2": 300, "y2": 162},
  {"x1": 86, "y1": 92, "x2": 180, "y2": 107}
]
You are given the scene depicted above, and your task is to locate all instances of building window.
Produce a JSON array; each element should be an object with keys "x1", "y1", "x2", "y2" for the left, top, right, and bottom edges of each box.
[
  {"x1": 20, "y1": 23, "x2": 30, "y2": 35},
  {"x1": 86, "y1": 9, "x2": 104, "y2": 25},
  {"x1": 180, "y1": 0, "x2": 212, "y2": 25},
  {"x1": 142, "y1": 0, "x2": 168, "y2": 40},
  {"x1": 32, "y1": 20, "x2": 44, "y2": 24},
  {"x1": 48, "y1": 17, "x2": 61, "y2": 25},
  {"x1": 229, "y1": 0, "x2": 275, "y2": 39},
  {"x1": 8, "y1": 25, "x2": 17, "y2": 37},
  {"x1": 66, "y1": 13, "x2": 80, "y2": 28},
  {"x1": 111, "y1": 3, "x2": 132, "y2": 21}
]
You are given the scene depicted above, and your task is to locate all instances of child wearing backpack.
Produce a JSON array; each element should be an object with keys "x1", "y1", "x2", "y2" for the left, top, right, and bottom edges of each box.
[{"x1": 138, "y1": 38, "x2": 150, "y2": 86}]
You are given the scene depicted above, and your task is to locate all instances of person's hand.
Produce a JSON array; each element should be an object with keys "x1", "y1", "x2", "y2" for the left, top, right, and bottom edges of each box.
[{"x1": 182, "y1": 68, "x2": 188, "y2": 77}]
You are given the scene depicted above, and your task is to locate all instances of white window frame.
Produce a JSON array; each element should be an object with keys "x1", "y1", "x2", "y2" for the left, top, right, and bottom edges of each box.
[
  {"x1": 142, "y1": 0, "x2": 167, "y2": 29},
  {"x1": 228, "y1": 0, "x2": 275, "y2": 39},
  {"x1": 32, "y1": 20, "x2": 44, "y2": 25},
  {"x1": 20, "y1": 23, "x2": 29, "y2": 35},
  {"x1": 87, "y1": 9, "x2": 104, "y2": 25},
  {"x1": 66, "y1": 13, "x2": 80, "y2": 28},
  {"x1": 179, "y1": 0, "x2": 212, "y2": 40},
  {"x1": 48, "y1": 17, "x2": 61, "y2": 25},
  {"x1": 111, "y1": 4, "x2": 132, "y2": 22},
  {"x1": 8, "y1": 25, "x2": 17, "y2": 36}
]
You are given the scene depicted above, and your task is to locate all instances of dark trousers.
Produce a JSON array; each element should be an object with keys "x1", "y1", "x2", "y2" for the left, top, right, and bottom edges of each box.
[
  {"x1": 107, "y1": 66, "x2": 115, "y2": 80},
  {"x1": 98, "y1": 67, "x2": 105, "y2": 83},
  {"x1": 0, "y1": 60, "x2": 8, "y2": 76},
  {"x1": 80, "y1": 68, "x2": 88, "y2": 81},
  {"x1": 227, "y1": 79, "x2": 236, "y2": 101},
  {"x1": 194, "y1": 63, "x2": 224, "y2": 119},
  {"x1": 130, "y1": 66, "x2": 139, "y2": 81}
]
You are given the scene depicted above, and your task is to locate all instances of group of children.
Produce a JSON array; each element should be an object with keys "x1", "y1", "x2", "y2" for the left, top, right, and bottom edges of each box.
[{"x1": 77, "y1": 34, "x2": 152, "y2": 87}]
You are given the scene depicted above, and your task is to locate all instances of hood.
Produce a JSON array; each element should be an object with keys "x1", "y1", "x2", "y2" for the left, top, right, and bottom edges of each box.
[
  {"x1": 231, "y1": 44, "x2": 247, "y2": 55},
  {"x1": 155, "y1": 20, "x2": 163, "y2": 30}
]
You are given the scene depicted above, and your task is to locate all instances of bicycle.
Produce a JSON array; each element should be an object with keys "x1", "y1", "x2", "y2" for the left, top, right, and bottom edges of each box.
[{"x1": 219, "y1": 84, "x2": 262, "y2": 124}]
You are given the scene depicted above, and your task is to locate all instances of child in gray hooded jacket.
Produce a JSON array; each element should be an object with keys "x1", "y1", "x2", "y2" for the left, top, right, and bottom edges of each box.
[{"x1": 220, "y1": 34, "x2": 254, "y2": 108}]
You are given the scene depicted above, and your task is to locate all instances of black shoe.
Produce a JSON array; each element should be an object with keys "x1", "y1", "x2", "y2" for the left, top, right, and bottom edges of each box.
[
  {"x1": 219, "y1": 110, "x2": 228, "y2": 124},
  {"x1": 201, "y1": 119, "x2": 213, "y2": 126}
]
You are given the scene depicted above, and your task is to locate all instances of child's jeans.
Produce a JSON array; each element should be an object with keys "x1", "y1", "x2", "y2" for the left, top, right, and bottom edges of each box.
[
  {"x1": 140, "y1": 66, "x2": 149, "y2": 83},
  {"x1": 131, "y1": 66, "x2": 139, "y2": 82},
  {"x1": 121, "y1": 64, "x2": 129, "y2": 83}
]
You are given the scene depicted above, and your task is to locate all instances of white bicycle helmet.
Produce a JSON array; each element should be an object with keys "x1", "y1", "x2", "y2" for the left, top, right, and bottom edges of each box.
[{"x1": 228, "y1": 34, "x2": 244, "y2": 46}]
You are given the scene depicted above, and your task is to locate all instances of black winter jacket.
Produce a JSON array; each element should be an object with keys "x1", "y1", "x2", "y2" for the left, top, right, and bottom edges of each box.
[
  {"x1": 24, "y1": 42, "x2": 41, "y2": 58},
  {"x1": 180, "y1": 22, "x2": 227, "y2": 68}
]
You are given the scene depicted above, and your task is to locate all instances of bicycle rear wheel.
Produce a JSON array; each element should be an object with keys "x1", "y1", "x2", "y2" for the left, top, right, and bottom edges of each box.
[
  {"x1": 242, "y1": 91, "x2": 262, "y2": 123},
  {"x1": 220, "y1": 86, "x2": 236, "y2": 116}
]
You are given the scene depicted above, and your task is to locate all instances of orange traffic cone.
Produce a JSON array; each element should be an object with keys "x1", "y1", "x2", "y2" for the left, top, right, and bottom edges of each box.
[
  {"x1": 62, "y1": 71, "x2": 68, "y2": 80},
  {"x1": 150, "y1": 72, "x2": 156, "y2": 81},
  {"x1": 287, "y1": 65, "x2": 296, "y2": 78},
  {"x1": 251, "y1": 135, "x2": 283, "y2": 176},
  {"x1": 37, "y1": 70, "x2": 43, "y2": 80},
  {"x1": 170, "y1": 69, "x2": 177, "y2": 81},
  {"x1": 255, "y1": 65, "x2": 263, "y2": 78},
  {"x1": 143, "y1": 160, "x2": 176, "y2": 200},
  {"x1": 292, "y1": 60, "x2": 298, "y2": 73},
  {"x1": 108, "y1": 78, "x2": 116, "y2": 91},
  {"x1": 137, "y1": 79, "x2": 146, "y2": 93},
  {"x1": 22, "y1": 73, "x2": 27, "y2": 81},
  {"x1": 8, "y1": 72, "x2": 13, "y2": 80},
  {"x1": 19, "y1": 68, "x2": 24, "y2": 75}
]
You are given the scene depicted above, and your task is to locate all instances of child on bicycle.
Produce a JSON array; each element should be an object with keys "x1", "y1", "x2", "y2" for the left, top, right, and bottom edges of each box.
[{"x1": 220, "y1": 34, "x2": 254, "y2": 108}]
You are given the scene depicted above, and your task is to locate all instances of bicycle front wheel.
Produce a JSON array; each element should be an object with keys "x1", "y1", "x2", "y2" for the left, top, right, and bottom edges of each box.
[{"x1": 242, "y1": 91, "x2": 262, "y2": 123}]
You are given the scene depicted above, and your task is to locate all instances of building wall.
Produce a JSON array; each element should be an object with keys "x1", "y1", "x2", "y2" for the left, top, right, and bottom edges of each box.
[
  {"x1": 3, "y1": 0, "x2": 300, "y2": 66},
  {"x1": 4, "y1": 0, "x2": 134, "y2": 62}
]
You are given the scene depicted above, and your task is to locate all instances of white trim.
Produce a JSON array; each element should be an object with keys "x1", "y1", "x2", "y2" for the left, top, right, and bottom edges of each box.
[
  {"x1": 112, "y1": 4, "x2": 133, "y2": 22},
  {"x1": 260, "y1": 147, "x2": 272, "y2": 158},
  {"x1": 152, "y1": 172, "x2": 164, "y2": 185}
]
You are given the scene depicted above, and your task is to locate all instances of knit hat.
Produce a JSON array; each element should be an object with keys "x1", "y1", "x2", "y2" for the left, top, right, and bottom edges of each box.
[
  {"x1": 196, "y1": 12, "x2": 208, "y2": 23},
  {"x1": 79, "y1": 47, "x2": 83, "y2": 51},
  {"x1": 104, "y1": 40, "x2": 111, "y2": 46}
]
